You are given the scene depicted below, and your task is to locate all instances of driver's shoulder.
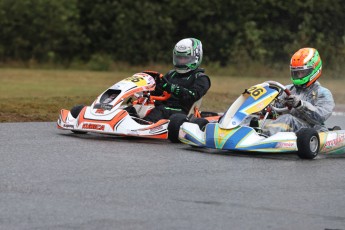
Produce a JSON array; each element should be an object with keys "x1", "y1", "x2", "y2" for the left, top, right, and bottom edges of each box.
[
  {"x1": 318, "y1": 85, "x2": 333, "y2": 97},
  {"x1": 313, "y1": 81, "x2": 331, "y2": 93}
]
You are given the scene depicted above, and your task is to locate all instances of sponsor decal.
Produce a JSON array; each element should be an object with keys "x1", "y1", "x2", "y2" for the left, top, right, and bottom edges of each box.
[
  {"x1": 324, "y1": 134, "x2": 345, "y2": 148},
  {"x1": 63, "y1": 124, "x2": 74, "y2": 129},
  {"x1": 177, "y1": 45, "x2": 187, "y2": 50},
  {"x1": 309, "y1": 68, "x2": 320, "y2": 82},
  {"x1": 256, "y1": 102, "x2": 265, "y2": 110},
  {"x1": 147, "y1": 77, "x2": 155, "y2": 85},
  {"x1": 82, "y1": 123, "x2": 105, "y2": 131},
  {"x1": 149, "y1": 125, "x2": 163, "y2": 134},
  {"x1": 276, "y1": 142, "x2": 295, "y2": 148},
  {"x1": 129, "y1": 130, "x2": 139, "y2": 135},
  {"x1": 95, "y1": 109, "x2": 104, "y2": 114},
  {"x1": 101, "y1": 104, "x2": 112, "y2": 110}
]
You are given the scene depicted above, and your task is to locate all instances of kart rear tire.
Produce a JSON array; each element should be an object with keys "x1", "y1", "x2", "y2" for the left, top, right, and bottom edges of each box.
[
  {"x1": 191, "y1": 117, "x2": 209, "y2": 130},
  {"x1": 296, "y1": 128, "x2": 320, "y2": 159},
  {"x1": 168, "y1": 114, "x2": 187, "y2": 143},
  {"x1": 70, "y1": 105, "x2": 87, "y2": 134},
  {"x1": 200, "y1": 111, "x2": 219, "y2": 117},
  {"x1": 70, "y1": 105, "x2": 85, "y2": 119}
]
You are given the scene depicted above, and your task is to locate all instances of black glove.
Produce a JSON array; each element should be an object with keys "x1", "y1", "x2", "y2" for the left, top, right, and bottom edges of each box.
[
  {"x1": 285, "y1": 95, "x2": 301, "y2": 108},
  {"x1": 162, "y1": 82, "x2": 181, "y2": 95}
]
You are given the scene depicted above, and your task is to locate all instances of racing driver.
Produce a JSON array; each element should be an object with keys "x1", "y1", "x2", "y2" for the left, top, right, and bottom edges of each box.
[
  {"x1": 263, "y1": 47, "x2": 335, "y2": 135},
  {"x1": 142, "y1": 38, "x2": 211, "y2": 122}
]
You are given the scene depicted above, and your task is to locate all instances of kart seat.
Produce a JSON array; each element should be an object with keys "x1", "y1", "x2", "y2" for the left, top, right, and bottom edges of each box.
[
  {"x1": 124, "y1": 105, "x2": 139, "y2": 118},
  {"x1": 187, "y1": 98, "x2": 203, "y2": 117}
]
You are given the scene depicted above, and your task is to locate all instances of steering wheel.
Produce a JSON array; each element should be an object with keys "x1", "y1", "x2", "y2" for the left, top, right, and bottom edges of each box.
[
  {"x1": 150, "y1": 91, "x2": 171, "y2": 101},
  {"x1": 264, "y1": 81, "x2": 292, "y2": 113}
]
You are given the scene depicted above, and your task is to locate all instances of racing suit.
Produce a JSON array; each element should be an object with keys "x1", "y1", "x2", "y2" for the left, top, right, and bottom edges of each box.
[
  {"x1": 144, "y1": 68, "x2": 211, "y2": 122},
  {"x1": 263, "y1": 81, "x2": 335, "y2": 135}
]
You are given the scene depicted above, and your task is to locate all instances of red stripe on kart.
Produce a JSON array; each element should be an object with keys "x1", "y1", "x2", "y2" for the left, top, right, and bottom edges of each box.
[
  {"x1": 111, "y1": 110, "x2": 129, "y2": 129},
  {"x1": 77, "y1": 108, "x2": 129, "y2": 131}
]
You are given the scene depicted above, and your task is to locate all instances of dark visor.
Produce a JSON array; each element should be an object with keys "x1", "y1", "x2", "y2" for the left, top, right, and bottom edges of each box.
[
  {"x1": 173, "y1": 54, "x2": 196, "y2": 66},
  {"x1": 291, "y1": 68, "x2": 313, "y2": 79}
]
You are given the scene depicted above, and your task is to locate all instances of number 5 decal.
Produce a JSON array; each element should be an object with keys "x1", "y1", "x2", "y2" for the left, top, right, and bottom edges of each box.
[{"x1": 124, "y1": 76, "x2": 147, "y2": 86}]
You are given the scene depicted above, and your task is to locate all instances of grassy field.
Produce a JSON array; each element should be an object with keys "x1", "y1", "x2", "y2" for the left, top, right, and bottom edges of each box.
[{"x1": 1, "y1": 68, "x2": 344, "y2": 122}]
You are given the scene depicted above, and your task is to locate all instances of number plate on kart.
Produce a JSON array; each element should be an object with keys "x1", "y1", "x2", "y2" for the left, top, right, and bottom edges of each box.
[{"x1": 248, "y1": 85, "x2": 267, "y2": 100}]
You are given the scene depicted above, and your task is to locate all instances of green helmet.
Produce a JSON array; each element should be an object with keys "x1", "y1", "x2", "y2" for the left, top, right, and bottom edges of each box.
[
  {"x1": 290, "y1": 48, "x2": 322, "y2": 88},
  {"x1": 173, "y1": 38, "x2": 203, "y2": 74}
]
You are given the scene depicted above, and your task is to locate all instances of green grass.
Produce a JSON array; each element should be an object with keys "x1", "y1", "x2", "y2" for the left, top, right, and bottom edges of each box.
[{"x1": 1, "y1": 68, "x2": 344, "y2": 122}]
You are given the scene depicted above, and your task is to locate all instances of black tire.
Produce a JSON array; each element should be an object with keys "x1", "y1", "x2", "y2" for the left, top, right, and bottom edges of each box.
[
  {"x1": 296, "y1": 128, "x2": 320, "y2": 159},
  {"x1": 70, "y1": 105, "x2": 87, "y2": 134},
  {"x1": 168, "y1": 114, "x2": 187, "y2": 143},
  {"x1": 70, "y1": 105, "x2": 85, "y2": 119},
  {"x1": 191, "y1": 117, "x2": 209, "y2": 130},
  {"x1": 200, "y1": 111, "x2": 219, "y2": 117},
  {"x1": 329, "y1": 126, "x2": 341, "y2": 131},
  {"x1": 72, "y1": 130, "x2": 88, "y2": 134}
]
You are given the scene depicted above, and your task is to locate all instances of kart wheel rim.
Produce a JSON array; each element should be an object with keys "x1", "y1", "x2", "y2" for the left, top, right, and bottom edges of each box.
[{"x1": 309, "y1": 136, "x2": 318, "y2": 153}]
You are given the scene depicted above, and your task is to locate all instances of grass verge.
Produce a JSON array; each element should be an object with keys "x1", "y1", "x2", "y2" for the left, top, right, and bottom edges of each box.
[{"x1": 1, "y1": 68, "x2": 344, "y2": 122}]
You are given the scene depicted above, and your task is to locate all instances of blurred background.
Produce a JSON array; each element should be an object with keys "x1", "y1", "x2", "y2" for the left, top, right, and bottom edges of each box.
[
  {"x1": 0, "y1": 0, "x2": 345, "y2": 122},
  {"x1": 0, "y1": 0, "x2": 344, "y2": 76}
]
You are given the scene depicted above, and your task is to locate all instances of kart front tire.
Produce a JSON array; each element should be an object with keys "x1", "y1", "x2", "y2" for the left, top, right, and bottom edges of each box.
[
  {"x1": 70, "y1": 105, "x2": 85, "y2": 119},
  {"x1": 72, "y1": 130, "x2": 87, "y2": 134},
  {"x1": 70, "y1": 105, "x2": 87, "y2": 134},
  {"x1": 168, "y1": 114, "x2": 187, "y2": 143},
  {"x1": 296, "y1": 128, "x2": 320, "y2": 159}
]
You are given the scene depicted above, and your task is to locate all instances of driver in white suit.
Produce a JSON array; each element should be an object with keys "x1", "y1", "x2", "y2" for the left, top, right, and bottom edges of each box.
[{"x1": 263, "y1": 47, "x2": 335, "y2": 135}]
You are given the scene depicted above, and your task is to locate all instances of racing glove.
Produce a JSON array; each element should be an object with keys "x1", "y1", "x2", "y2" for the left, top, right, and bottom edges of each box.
[
  {"x1": 162, "y1": 82, "x2": 181, "y2": 95},
  {"x1": 285, "y1": 95, "x2": 301, "y2": 108}
]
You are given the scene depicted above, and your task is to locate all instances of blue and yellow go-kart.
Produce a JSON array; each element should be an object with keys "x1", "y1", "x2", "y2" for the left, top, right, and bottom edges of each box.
[{"x1": 178, "y1": 81, "x2": 345, "y2": 159}]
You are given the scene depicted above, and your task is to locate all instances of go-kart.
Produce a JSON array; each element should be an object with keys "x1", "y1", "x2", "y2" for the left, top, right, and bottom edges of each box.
[
  {"x1": 57, "y1": 72, "x2": 220, "y2": 142},
  {"x1": 178, "y1": 81, "x2": 345, "y2": 159}
]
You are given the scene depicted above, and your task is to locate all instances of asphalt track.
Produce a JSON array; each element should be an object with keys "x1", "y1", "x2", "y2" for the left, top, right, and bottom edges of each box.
[{"x1": 1, "y1": 115, "x2": 345, "y2": 230}]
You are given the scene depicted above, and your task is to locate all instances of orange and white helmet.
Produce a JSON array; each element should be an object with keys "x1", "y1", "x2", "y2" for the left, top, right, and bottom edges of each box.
[{"x1": 290, "y1": 48, "x2": 322, "y2": 88}]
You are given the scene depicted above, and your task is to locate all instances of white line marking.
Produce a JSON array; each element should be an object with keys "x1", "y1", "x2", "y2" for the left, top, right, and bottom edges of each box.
[{"x1": 332, "y1": 112, "x2": 345, "y2": 116}]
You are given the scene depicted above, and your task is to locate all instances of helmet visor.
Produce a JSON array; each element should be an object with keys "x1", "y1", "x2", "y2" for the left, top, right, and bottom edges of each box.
[
  {"x1": 173, "y1": 54, "x2": 196, "y2": 66},
  {"x1": 291, "y1": 67, "x2": 313, "y2": 79}
]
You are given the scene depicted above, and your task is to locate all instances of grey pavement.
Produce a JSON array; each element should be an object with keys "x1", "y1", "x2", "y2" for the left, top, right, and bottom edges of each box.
[{"x1": 0, "y1": 116, "x2": 345, "y2": 230}]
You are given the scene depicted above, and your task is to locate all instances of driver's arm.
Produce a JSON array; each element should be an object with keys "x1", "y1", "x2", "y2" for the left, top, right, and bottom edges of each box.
[
  {"x1": 163, "y1": 75, "x2": 211, "y2": 103},
  {"x1": 292, "y1": 87, "x2": 334, "y2": 125}
]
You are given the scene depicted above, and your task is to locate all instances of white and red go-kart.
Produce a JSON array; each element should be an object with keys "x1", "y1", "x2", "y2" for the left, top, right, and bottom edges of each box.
[{"x1": 57, "y1": 72, "x2": 220, "y2": 142}]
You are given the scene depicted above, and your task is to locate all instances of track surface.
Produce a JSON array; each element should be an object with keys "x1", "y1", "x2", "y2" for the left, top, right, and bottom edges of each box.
[{"x1": 1, "y1": 116, "x2": 345, "y2": 230}]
